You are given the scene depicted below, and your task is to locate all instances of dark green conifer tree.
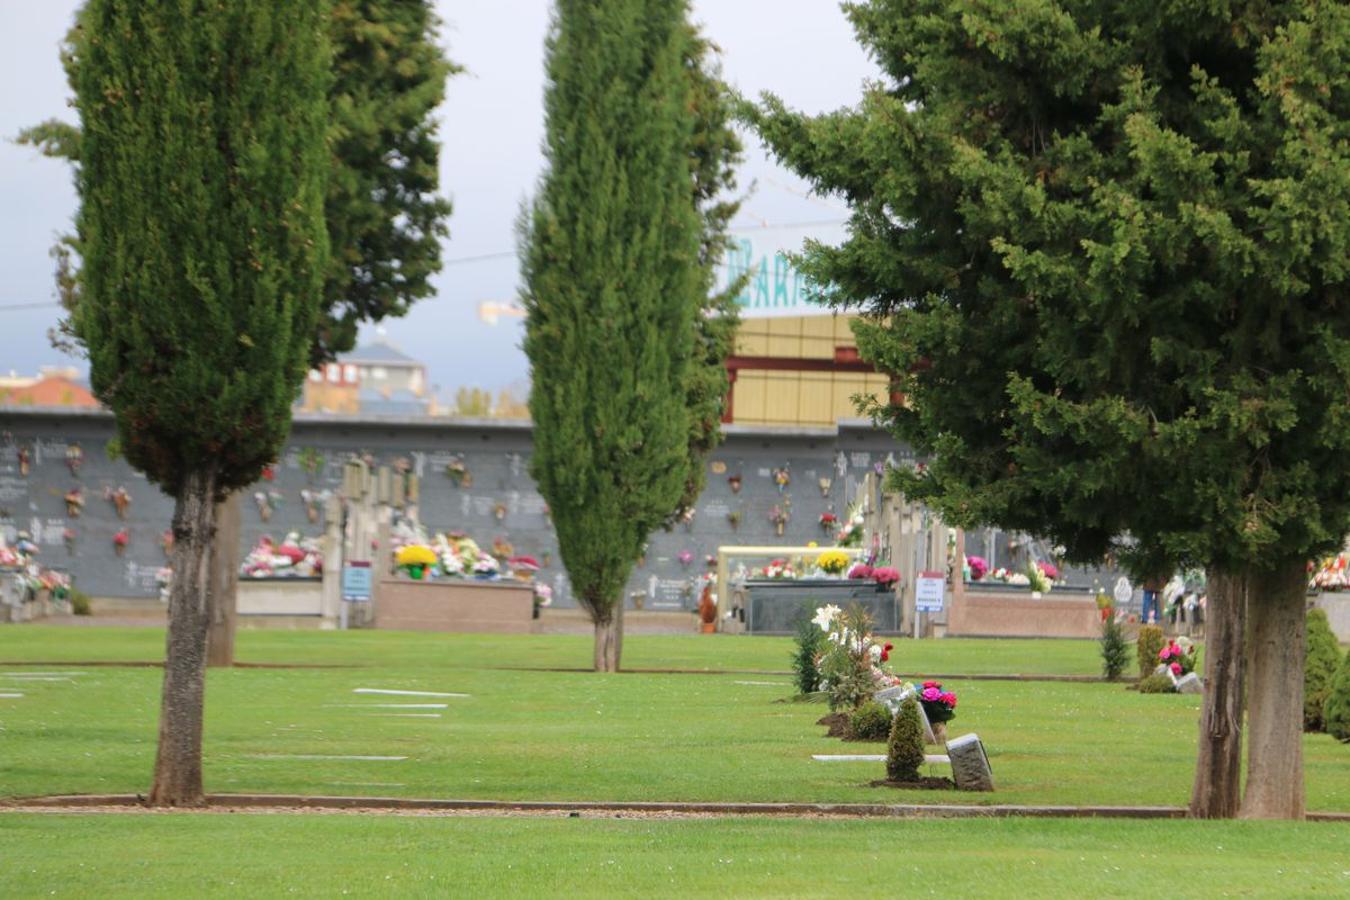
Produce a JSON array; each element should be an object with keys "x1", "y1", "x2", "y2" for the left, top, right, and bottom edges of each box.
[
  {"x1": 74, "y1": 0, "x2": 330, "y2": 805},
  {"x1": 886, "y1": 697, "x2": 926, "y2": 782},
  {"x1": 24, "y1": 1, "x2": 458, "y2": 667},
  {"x1": 1324, "y1": 649, "x2": 1350, "y2": 743},
  {"x1": 1304, "y1": 608, "x2": 1342, "y2": 732},
  {"x1": 521, "y1": 0, "x2": 735, "y2": 671},
  {"x1": 749, "y1": 1, "x2": 1350, "y2": 818}
]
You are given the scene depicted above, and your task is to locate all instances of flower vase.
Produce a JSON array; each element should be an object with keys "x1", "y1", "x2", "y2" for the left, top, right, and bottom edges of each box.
[
  {"x1": 774, "y1": 522, "x2": 784, "y2": 536},
  {"x1": 408, "y1": 565, "x2": 425, "y2": 581},
  {"x1": 931, "y1": 722, "x2": 947, "y2": 745}
]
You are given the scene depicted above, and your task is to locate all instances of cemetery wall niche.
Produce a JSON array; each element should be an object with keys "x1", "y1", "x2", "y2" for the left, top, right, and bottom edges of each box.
[{"x1": 0, "y1": 410, "x2": 907, "y2": 608}]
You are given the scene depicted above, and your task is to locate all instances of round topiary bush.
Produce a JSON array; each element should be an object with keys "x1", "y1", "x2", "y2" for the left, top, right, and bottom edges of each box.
[
  {"x1": 1137, "y1": 625, "x2": 1165, "y2": 679},
  {"x1": 1324, "y1": 650, "x2": 1350, "y2": 743},
  {"x1": 1138, "y1": 673, "x2": 1176, "y2": 694},
  {"x1": 887, "y1": 696, "x2": 926, "y2": 782},
  {"x1": 849, "y1": 700, "x2": 893, "y2": 741},
  {"x1": 1304, "y1": 608, "x2": 1342, "y2": 732}
]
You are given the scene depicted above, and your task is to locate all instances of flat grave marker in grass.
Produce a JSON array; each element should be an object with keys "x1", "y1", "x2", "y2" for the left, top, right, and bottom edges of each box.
[
  {"x1": 352, "y1": 688, "x2": 467, "y2": 698},
  {"x1": 246, "y1": 754, "x2": 409, "y2": 762}
]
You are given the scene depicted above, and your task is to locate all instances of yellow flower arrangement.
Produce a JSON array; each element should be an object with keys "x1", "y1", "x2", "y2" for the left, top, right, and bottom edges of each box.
[
  {"x1": 817, "y1": 549, "x2": 850, "y2": 575},
  {"x1": 395, "y1": 544, "x2": 438, "y2": 567}
]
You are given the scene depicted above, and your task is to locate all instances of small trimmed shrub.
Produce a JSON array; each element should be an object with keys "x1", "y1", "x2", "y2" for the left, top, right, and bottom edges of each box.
[
  {"x1": 1101, "y1": 615, "x2": 1130, "y2": 681},
  {"x1": 887, "y1": 697, "x2": 926, "y2": 781},
  {"x1": 1324, "y1": 650, "x2": 1350, "y2": 743},
  {"x1": 1304, "y1": 608, "x2": 1342, "y2": 732},
  {"x1": 1137, "y1": 625, "x2": 1165, "y2": 679},
  {"x1": 70, "y1": 588, "x2": 92, "y2": 617},
  {"x1": 849, "y1": 701, "x2": 893, "y2": 741},
  {"x1": 790, "y1": 616, "x2": 825, "y2": 695},
  {"x1": 1138, "y1": 673, "x2": 1176, "y2": 694}
]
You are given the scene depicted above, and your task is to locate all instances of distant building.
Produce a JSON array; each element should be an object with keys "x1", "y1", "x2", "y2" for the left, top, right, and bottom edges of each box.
[
  {"x1": 723, "y1": 314, "x2": 890, "y2": 427},
  {"x1": 343, "y1": 340, "x2": 427, "y2": 398},
  {"x1": 298, "y1": 337, "x2": 430, "y2": 416},
  {"x1": 0, "y1": 367, "x2": 98, "y2": 408}
]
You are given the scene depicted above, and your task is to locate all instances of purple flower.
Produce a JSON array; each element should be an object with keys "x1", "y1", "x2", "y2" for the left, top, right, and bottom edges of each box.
[{"x1": 922, "y1": 687, "x2": 941, "y2": 702}]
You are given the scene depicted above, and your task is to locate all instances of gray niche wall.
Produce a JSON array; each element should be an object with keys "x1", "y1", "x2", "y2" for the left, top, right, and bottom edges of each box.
[{"x1": 0, "y1": 410, "x2": 908, "y2": 606}]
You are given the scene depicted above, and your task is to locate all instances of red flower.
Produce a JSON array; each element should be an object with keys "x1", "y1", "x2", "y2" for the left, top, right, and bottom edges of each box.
[
  {"x1": 884, "y1": 643, "x2": 894, "y2": 652},
  {"x1": 939, "y1": 691, "x2": 957, "y2": 707},
  {"x1": 879, "y1": 650, "x2": 889, "y2": 663},
  {"x1": 922, "y1": 680, "x2": 941, "y2": 690}
]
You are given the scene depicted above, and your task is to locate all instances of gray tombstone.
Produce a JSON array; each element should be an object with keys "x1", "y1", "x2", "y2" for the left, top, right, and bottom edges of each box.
[
  {"x1": 874, "y1": 685, "x2": 935, "y2": 744},
  {"x1": 1174, "y1": 672, "x2": 1204, "y2": 695},
  {"x1": 946, "y1": 732, "x2": 995, "y2": 792}
]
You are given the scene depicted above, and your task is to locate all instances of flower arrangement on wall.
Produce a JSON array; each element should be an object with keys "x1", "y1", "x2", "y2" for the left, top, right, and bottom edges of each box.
[
  {"x1": 446, "y1": 456, "x2": 471, "y2": 487},
  {"x1": 298, "y1": 447, "x2": 325, "y2": 481},
  {"x1": 254, "y1": 490, "x2": 284, "y2": 522},
  {"x1": 768, "y1": 504, "x2": 790, "y2": 536},
  {"x1": 112, "y1": 529, "x2": 129, "y2": 556},
  {"x1": 106, "y1": 486, "x2": 131, "y2": 520},
  {"x1": 771, "y1": 465, "x2": 791, "y2": 492},
  {"x1": 65, "y1": 444, "x2": 83, "y2": 476},
  {"x1": 300, "y1": 488, "x2": 329, "y2": 524},
  {"x1": 64, "y1": 487, "x2": 84, "y2": 518}
]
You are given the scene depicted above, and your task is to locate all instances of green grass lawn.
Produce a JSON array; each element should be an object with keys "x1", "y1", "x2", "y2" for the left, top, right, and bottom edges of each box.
[
  {"x1": 1, "y1": 624, "x2": 1108, "y2": 674},
  {"x1": 0, "y1": 627, "x2": 1345, "y2": 810},
  {"x1": 2, "y1": 813, "x2": 1345, "y2": 898}
]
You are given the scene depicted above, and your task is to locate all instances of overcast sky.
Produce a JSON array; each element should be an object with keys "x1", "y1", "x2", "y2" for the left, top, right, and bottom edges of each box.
[{"x1": 0, "y1": 1, "x2": 877, "y2": 399}]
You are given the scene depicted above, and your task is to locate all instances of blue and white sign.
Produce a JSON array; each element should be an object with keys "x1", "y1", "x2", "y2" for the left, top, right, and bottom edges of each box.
[
  {"x1": 342, "y1": 563, "x2": 373, "y2": 603},
  {"x1": 915, "y1": 575, "x2": 945, "y2": 613}
]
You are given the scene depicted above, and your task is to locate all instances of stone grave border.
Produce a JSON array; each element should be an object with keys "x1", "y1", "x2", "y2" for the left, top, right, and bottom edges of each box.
[{"x1": 5, "y1": 793, "x2": 1349, "y2": 822}]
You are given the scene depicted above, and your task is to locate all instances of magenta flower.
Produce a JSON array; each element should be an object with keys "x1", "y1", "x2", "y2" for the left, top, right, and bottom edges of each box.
[
  {"x1": 966, "y1": 555, "x2": 989, "y2": 580},
  {"x1": 922, "y1": 686, "x2": 941, "y2": 702},
  {"x1": 1170, "y1": 662, "x2": 1182, "y2": 676}
]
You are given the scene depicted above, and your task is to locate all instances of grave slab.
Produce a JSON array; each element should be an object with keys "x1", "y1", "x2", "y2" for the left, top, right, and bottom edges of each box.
[
  {"x1": 946, "y1": 733, "x2": 995, "y2": 792},
  {"x1": 1174, "y1": 672, "x2": 1203, "y2": 694},
  {"x1": 353, "y1": 696, "x2": 469, "y2": 701}
]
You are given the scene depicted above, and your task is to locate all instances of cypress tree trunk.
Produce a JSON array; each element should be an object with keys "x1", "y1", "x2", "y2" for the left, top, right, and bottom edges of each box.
[
  {"x1": 1188, "y1": 566, "x2": 1246, "y2": 818},
  {"x1": 148, "y1": 468, "x2": 218, "y2": 806},
  {"x1": 1241, "y1": 559, "x2": 1308, "y2": 819},
  {"x1": 205, "y1": 492, "x2": 241, "y2": 668},
  {"x1": 592, "y1": 602, "x2": 624, "y2": 673}
]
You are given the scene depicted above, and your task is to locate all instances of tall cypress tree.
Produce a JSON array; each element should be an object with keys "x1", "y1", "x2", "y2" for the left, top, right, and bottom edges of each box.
[
  {"x1": 749, "y1": 1, "x2": 1349, "y2": 819},
  {"x1": 24, "y1": 1, "x2": 458, "y2": 668},
  {"x1": 521, "y1": 0, "x2": 713, "y2": 672},
  {"x1": 74, "y1": 0, "x2": 330, "y2": 805}
]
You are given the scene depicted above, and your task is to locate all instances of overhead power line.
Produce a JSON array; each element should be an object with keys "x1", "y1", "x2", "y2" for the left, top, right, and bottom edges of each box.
[{"x1": 0, "y1": 301, "x2": 61, "y2": 313}]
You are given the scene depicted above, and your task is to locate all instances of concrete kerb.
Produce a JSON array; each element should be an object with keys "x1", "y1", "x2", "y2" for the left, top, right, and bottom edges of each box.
[{"x1": 6, "y1": 794, "x2": 1349, "y2": 823}]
